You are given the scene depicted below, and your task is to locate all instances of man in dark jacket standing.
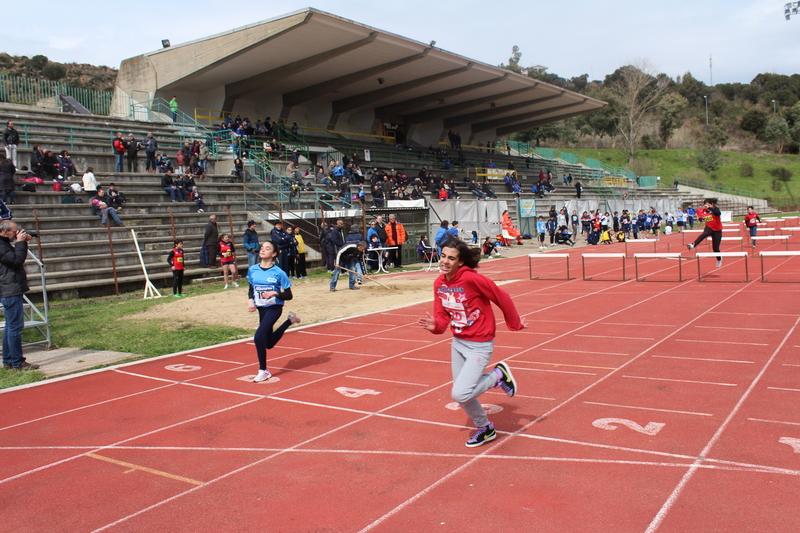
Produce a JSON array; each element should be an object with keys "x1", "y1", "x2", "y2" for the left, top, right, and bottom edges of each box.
[
  {"x1": 203, "y1": 215, "x2": 219, "y2": 267},
  {"x1": 243, "y1": 220, "x2": 260, "y2": 267},
  {"x1": 0, "y1": 220, "x2": 37, "y2": 370},
  {"x1": 125, "y1": 133, "x2": 139, "y2": 173},
  {"x1": 270, "y1": 220, "x2": 293, "y2": 273},
  {"x1": 143, "y1": 132, "x2": 158, "y2": 173},
  {"x1": 3, "y1": 121, "x2": 19, "y2": 168}
]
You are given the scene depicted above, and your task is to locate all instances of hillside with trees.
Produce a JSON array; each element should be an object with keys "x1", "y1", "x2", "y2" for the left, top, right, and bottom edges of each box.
[{"x1": 0, "y1": 53, "x2": 117, "y2": 92}]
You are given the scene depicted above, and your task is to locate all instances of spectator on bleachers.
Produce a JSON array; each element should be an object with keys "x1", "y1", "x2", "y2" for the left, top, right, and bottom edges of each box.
[
  {"x1": 113, "y1": 132, "x2": 125, "y2": 172},
  {"x1": 57, "y1": 150, "x2": 75, "y2": 180},
  {"x1": 156, "y1": 153, "x2": 172, "y2": 173},
  {"x1": 486, "y1": 159, "x2": 497, "y2": 169},
  {"x1": 332, "y1": 161, "x2": 345, "y2": 184},
  {"x1": 191, "y1": 187, "x2": 205, "y2": 213},
  {"x1": 481, "y1": 181, "x2": 498, "y2": 199},
  {"x1": 198, "y1": 142, "x2": 209, "y2": 172},
  {"x1": 29, "y1": 145, "x2": 45, "y2": 179},
  {"x1": 41, "y1": 150, "x2": 58, "y2": 180},
  {"x1": 0, "y1": 157, "x2": 15, "y2": 205},
  {"x1": 92, "y1": 189, "x2": 123, "y2": 227},
  {"x1": 125, "y1": 133, "x2": 139, "y2": 173},
  {"x1": 175, "y1": 147, "x2": 187, "y2": 174},
  {"x1": 106, "y1": 183, "x2": 125, "y2": 210},
  {"x1": 143, "y1": 132, "x2": 158, "y2": 173},
  {"x1": 468, "y1": 179, "x2": 485, "y2": 199},
  {"x1": 3, "y1": 122, "x2": 19, "y2": 168},
  {"x1": 174, "y1": 174, "x2": 188, "y2": 200},
  {"x1": 82, "y1": 167, "x2": 99, "y2": 193},
  {"x1": 243, "y1": 220, "x2": 259, "y2": 267},
  {"x1": 161, "y1": 170, "x2": 184, "y2": 202},
  {"x1": 169, "y1": 96, "x2": 179, "y2": 122},
  {"x1": 184, "y1": 173, "x2": 197, "y2": 194}
]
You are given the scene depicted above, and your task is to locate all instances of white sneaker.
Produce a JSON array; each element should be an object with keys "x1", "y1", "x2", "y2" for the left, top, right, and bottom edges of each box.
[
  {"x1": 716, "y1": 259, "x2": 723, "y2": 268},
  {"x1": 253, "y1": 370, "x2": 272, "y2": 382},
  {"x1": 288, "y1": 311, "x2": 301, "y2": 325},
  {"x1": 223, "y1": 284, "x2": 229, "y2": 289},
  {"x1": 232, "y1": 281, "x2": 240, "y2": 287}
]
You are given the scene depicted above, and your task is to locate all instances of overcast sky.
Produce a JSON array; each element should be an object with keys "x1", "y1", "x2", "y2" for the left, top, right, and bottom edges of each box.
[{"x1": 3, "y1": 0, "x2": 798, "y2": 85}]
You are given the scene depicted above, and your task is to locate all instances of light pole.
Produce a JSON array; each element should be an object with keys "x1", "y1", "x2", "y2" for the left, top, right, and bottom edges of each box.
[
  {"x1": 772, "y1": 99, "x2": 777, "y2": 116},
  {"x1": 703, "y1": 96, "x2": 708, "y2": 125}
]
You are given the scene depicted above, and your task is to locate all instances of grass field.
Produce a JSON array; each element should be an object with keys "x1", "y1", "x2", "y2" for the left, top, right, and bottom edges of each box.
[{"x1": 568, "y1": 148, "x2": 800, "y2": 205}]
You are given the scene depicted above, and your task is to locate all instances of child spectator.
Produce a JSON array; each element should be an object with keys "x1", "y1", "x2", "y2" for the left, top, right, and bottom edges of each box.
[
  {"x1": 191, "y1": 188, "x2": 205, "y2": 212},
  {"x1": 166, "y1": 239, "x2": 185, "y2": 297},
  {"x1": 536, "y1": 216, "x2": 547, "y2": 250},
  {"x1": 219, "y1": 234, "x2": 240, "y2": 289},
  {"x1": 367, "y1": 234, "x2": 382, "y2": 273},
  {"x1": 546, "y1": 214, "x2": 557, "y2": 247},
  {"x1": 556, "y1": 225, "x2": 576, "y2": 246},
  {"x1": 482, "y1": 237, "x2": 499, "y2": 258},
  {"x1": 106, "y1": 183, "x2": 126, "y2": 210}
]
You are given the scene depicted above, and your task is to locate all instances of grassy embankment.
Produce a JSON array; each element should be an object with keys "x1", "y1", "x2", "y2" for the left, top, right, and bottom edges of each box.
[{"x1": 568, "y1": 148, "x2": 800, "y2": 205}]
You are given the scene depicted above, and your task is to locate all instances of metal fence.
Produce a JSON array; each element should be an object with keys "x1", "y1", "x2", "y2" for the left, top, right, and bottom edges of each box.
[{"x1": 0, "y1": 74, "x2": 120, "y2": 116}]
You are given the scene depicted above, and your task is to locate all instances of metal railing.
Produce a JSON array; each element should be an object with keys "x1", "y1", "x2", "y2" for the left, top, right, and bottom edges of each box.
[{"x1": 0, "y1": 74, "x2": 118, "y2": 116}]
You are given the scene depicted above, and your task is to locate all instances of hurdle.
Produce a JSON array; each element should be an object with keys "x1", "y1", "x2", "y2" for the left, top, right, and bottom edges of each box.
[
  {"x1": 759, "y1": 250, "x2": 800, "y2": 283},
  {"x1": 696, "y1": 252, "x2": 750, "y2": 282},
  {"x1": 624, "y1": 239, "x2": 657, "y2": 258},
  {"x1": 779, "y1": 227, "x2": 800, "y2": 236},
  {"x1": 529, "y1": 253, "x2": 575, "y2": 280},
  {"x1": 750, "y1": 235, "x2": 790, "y2": 257},
  {"x1": 706, "y1": 236, "x2": 744, "y2": 253},
  {"x1": 681, "y1": 229, "x2": 703, "y2": 244},
  {"x1": 633, "y1": 253, "x2": 685, "y2": 282},
  {"x1": 582, "y1": 253, "x2": 627, "y2": 281}
]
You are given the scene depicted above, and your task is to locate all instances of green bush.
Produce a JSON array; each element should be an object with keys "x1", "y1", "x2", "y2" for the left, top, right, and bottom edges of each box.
[
  {"x1": 741, "y1": 163, "x2": 754, "y2": 177},
  {"x1": 697, "y1": 146, "x2": 721, "y2": 172},
  {"x1": 769, "y1": 167, "x2": 793, "y2": 181}
]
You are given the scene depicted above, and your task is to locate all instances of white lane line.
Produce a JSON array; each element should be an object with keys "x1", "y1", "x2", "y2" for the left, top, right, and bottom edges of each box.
[
  {"x1": 583, "y1": 401, "x2": 713, "y2": 417},
  {"x1": 651, "y1": 355, "x2": 755, "y2": 364},
  {"x1": 695, "y1": 325, "x2": 780, "y2": 332},
  {"x1": 181, "y1": 382, "x2": 265, "y2": 398},
  {"x1": 748, "y1": 418, "x2": 800, "y2": 426},
  {"x1": 495, "y1": 346, "x2": 524, "y2": 349},
  {"x1": 529, "y1": 319, "x2": 585, "y2": 324},
  {"x1": 244, "y1": 342, "x2": 303, "y2": 349},
  {"x1": 783, "y1": 364, "x2": 800, "y2": 367},
  {"x1": 515, "y1": 367, "x2": 596, "y2": 376},
  {"x1": 112, "y1": 370, "x2": 178, "y2": 383},
  {"x1": 622, "y1": 375, "x2": 737, "y2": 387},
  {"x1": 298, "y1": 331, "x2": 353, "y2": 337},
  {"x1": 575, "y1": 334, "x2": 655, "y2": 341},
  {"x1": 368, "y1": 337, "x2": 429, "y2": 343},
  {"x1": 675, "y1": 339, "x2": 769, "y2": 346},
  {"x1": 327, "y1": 351, "x2": 384, "y2": 358},
  {"x1": 604, "y1": 323, "x2": 677, "y2": 327},
  {"x1": 342, "y1": 322, "x2": 400, "y2": 327},
  {"x1": 515, "y1": 331, "x2": 556, "y2": 335},
  {"x1": 344, "y1": 375, "x2": 428, "y2": 387},
  {"x1": 768, "y1": 386, "x2": 800, "y2": 393},
  {"x1": 186, "y1": 355, "x2": 246, "y2": 365},
  {"x1": 402, "y1": 357, "x2": 447, "y2": 364},
  {"x1": 271, "y1": 366, "x2": 328, "y2": 375},
  {"x1": 543, "y1": 348, "x2": 629, "y2": 356}
]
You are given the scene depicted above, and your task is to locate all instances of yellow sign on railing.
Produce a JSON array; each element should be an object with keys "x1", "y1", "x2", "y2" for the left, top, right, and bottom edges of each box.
[{"x1": 194, "y1": 108, "x2": 395, "y2": 143}]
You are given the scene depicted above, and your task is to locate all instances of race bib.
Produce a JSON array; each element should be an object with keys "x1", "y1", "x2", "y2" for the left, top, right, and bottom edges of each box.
[{"x1": 253, "y1": 284, "x2": 278, "y2": 307}]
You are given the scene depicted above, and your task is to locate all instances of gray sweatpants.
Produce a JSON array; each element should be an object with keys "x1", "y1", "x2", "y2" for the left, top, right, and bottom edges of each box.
[{"x1": 451, "y1": 336, "x2": 497, "y2": 428}]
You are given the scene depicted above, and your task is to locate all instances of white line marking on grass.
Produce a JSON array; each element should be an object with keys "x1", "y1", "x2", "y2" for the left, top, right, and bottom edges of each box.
[
  {"x1": 344, "y1": 375, "x2": 428, "y2": 387},
  {"x1": 675, "y1": 339, "x2": 769, "y2": 346},
  {"x1": 575, "y1": 334, "x2": 654, "y2": 340},
  {"x1": 695, "y1": 325, "x2": 780, "y2": 332},
  {"x1": 651, "y1": 355, "x2": 755, "y2": 364},
  {"x1": 543, "y1": 348, "x2": 629, "y2": 356},
  {"x1": 768, "y1": 386, "x2": 800, "y2": 393},
  {"x1": 748, "y1": 418, "x2": 800, "y2": 426},
  {"x1": 583, "y1": 401, "x2": 713, "y2": 417},
  {"x1": 186, "y1": 355, "x2": 246, "y2": 364},
  {"x1": 622, "y1": 375, "x2": 737, "y2": 387}
]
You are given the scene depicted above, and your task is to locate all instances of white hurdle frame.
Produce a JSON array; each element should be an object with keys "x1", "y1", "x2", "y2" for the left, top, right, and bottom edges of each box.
[
  {"x1": 750, "y1": 235, "x2": 790, "y2": 257},
  {"x1": 633, "y1": 253, "x2": 685, "y2": 282},
  {"x1": 759, "y1": 250, "x2": 800, "y2": 283},
  {"x1": 706, "y1": 236, "x2": 744, "y2": 253},
  {"x1": 695, "y1": 252, "x2": 750, "y2": 282},
  {"x1": 582, "y1": 253, "x2": 627, "y2": 281},
  {"x1": 624, "y1": 239, "x2": 657, "y2": 258},
  {"x1": 529, "y1": 253, "x2": 574, "y2": 280}
]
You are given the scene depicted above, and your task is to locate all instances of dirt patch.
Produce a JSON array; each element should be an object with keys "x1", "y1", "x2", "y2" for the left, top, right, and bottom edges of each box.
[{"x1": 126, "y1": 276, "x2": 435, "y2": 330}]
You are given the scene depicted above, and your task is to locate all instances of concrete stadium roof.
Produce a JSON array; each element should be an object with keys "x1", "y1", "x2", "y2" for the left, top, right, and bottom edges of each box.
[{"x1": 116, "y1": 8, "x2": 606, "y2": 142}]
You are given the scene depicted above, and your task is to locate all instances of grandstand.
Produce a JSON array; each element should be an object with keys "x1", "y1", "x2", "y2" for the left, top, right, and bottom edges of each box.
[{"x1": 0, "y1": 8, "x2": 718, "y2": 305}]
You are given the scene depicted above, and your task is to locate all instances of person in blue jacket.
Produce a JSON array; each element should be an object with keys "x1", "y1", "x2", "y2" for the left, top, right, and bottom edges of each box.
[
  {"x1": 247, "y1": 241, "x2": 301, "y2": 383},
  {"x1": 270, "y1": 220, "x2": 293, "y2": 273},
  {"x1": 243, "y1": 220, "x2": 260, "y2": 267},
  {"x1": 434, "y1": 220, "x2": 450, "y2": 255}
]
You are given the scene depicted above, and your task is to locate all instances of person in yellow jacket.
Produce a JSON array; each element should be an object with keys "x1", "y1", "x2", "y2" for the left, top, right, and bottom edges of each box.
[
  {"x1": 385, "y1": 213, "x2": 407, "y2": 268},
  {"x1": 294, "y1": 226, "x2": 307, "y2": 278}
]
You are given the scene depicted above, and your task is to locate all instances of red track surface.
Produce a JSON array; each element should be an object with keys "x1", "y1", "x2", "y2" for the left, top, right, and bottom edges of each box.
[{"x1": 2, "y1": 225, "x2": 800, "y2": 532}]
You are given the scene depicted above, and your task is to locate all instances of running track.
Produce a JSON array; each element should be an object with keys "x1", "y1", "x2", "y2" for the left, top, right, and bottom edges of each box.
[{"x1": 2, "y1": 226, "x2": 800, "y2": 532}]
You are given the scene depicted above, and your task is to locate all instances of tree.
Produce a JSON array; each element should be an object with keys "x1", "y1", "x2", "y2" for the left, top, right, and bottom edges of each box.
[
  {"x1": 514, "y1": 123, "x2": 561, "y2": 146},
  {"x1": 676, "y1": 71, "x2": 707, "y2": 108},
  {"x1": 658, "y1": 92, "x2": 688, "y2": 146},
  {"x1": 606, "y1": 60, "x2": 671, "y2": 162},
  {"x1": 763, "y1": 117, "x2": 791, "y2": 153},
  {"x1": 574, "y1": 87, "x2": 620, "y2": 146},
  {"x1": 26, "y1": 55, "x2": 48, "y2": 71},
  {"x1": 42, "y1": 63, "x2": 66, "y2": 81},
  {"x1": 740, "y1": 108, "x2": 768, "y2": 136},
  {"x1": 500, "y1": 45, "x2": 522, "y2": 74}
]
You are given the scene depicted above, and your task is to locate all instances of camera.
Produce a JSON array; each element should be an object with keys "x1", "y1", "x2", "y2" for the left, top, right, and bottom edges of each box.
[{"x1": 19, "y1": 229, "x2": 39, "y2": 238}]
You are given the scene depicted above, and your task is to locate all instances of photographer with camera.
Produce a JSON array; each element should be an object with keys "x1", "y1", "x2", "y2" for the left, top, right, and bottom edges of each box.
[{"x1": 0, "y1": 221, "x2": 38, "y2": 371}]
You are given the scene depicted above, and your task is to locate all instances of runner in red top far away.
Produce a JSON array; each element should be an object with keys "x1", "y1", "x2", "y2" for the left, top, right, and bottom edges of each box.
[
  {"x1": 687, "y1": 198, "x2": 724, "y2": 266},
  {"x1": 744, "y1": 206, "x2": 762, "y2": 249},
  {"x1": 419, "y1": 237, "x2": 527, "y2": 448}
]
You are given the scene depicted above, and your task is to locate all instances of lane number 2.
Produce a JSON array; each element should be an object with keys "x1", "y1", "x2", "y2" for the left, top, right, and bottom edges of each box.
[
  {"x1": 592, "y1": 418, "x2": 665, "y2": 436},
  {"x1": 335, "y1": 387, "x2": 381, "y2": 398}
]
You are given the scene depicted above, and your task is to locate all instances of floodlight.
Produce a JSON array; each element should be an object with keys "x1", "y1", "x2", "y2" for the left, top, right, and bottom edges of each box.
[{"x1": 162, "y1": 39, "x2": 171, "y2": 48}]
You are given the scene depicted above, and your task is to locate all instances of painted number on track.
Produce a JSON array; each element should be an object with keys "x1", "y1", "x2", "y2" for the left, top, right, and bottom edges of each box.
[
  {"x1": 165, "y1": 364, "x2": 202, "y2": 372},
  {"x1": 445, "y1": 402, "x2": 503, "y2": 415},
  {"x1": 592, "y1": 418, "x2": 665, "y2": 436},
  {"x1": 779, "y1": 437, "x2": 800, "y2": 453},
  {"x1": 335, "y1": 387, "x2": 381, "y2": 398}
]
